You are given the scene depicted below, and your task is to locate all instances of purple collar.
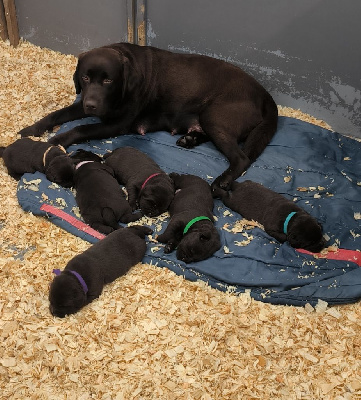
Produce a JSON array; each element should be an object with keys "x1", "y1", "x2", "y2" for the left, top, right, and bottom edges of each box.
[{"x1": 53, "y1": 269, "x2": 88, "y2": 294}]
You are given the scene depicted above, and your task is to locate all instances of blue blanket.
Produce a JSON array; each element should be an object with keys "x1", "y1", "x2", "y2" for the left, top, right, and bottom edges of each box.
[{"x1": 17, "y1": 115, "x2": 361, "y2": 306}]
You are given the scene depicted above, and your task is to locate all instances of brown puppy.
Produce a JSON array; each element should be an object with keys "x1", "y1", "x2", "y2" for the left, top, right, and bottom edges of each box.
[
  {"x1": 71, "y1": 149, "x2": 142, "y2": 234},
  {"x1": 0, "y1": 137, "x2": 75, "y2": 187},
  {"x1": 19, "y1": 42, "x2": 278, "y2": 190},
  {"x1": 104, "y1": 146, "x2": 174, "y2": 217},
  {"x1": 213, "y1": 180, "x2": 326, "y2": 252},
  {"x1": 49, "y1": 225, "x2": 152, "y2": 318},
  {"x1": 157, "y1": 173, "x2": 221, "y2": 263}
]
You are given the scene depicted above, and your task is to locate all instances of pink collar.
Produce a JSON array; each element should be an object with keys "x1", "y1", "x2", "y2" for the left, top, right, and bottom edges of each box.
[{"x1": 141, "y1": 173, "x2": 161, "y2": 189}]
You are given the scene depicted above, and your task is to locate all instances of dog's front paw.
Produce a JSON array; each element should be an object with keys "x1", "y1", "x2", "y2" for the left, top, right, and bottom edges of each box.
[
  {"x1": 19, "y1": 124, "x2": 44, "y2": 138},
  {"x1": 176, "y1": 135, "x2": 197, "y2": 149},
  {"x1": 211, "y1": 174, "x2": 233, "y2": 191}
]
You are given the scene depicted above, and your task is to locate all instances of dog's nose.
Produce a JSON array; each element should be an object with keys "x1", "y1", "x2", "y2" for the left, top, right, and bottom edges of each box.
[{"x1": 84, "y1": 100, "x2": 97, "y2": 113}]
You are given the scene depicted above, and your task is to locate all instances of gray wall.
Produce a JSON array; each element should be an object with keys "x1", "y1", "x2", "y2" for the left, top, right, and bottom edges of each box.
[
  {"x1": 145, "y1": 0, "x2": 361, "y2": 138},
  {"x1": 14, "y1": 0, "x2": 361, "y2": 137},
  {"x1": 15, "y1": 0, "x2": 130, "y2": 54}
]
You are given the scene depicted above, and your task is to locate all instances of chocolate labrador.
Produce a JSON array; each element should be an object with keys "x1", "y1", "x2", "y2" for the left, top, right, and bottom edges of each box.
[
  {"x1": 49, "y1": 225, "x2": 152, "y2": 318},
  {"x1": 103, "y1": 146, "x2": 174, "y2": 217},
  {"x1": 0, "y1": 137, "x2": 75, "y2": 187},
  {"x1": 71, "y1": 149, "x2": 142, "y2": 234},
  {"x1": 19, "y1": 42, "x2": 278, "y2": 190},
  {"x1": 157, "y1": 173, "x2": 221, "y2": 263},
  {"x1": 213, "y1": 180, "x2": 326, "y2": 252}
]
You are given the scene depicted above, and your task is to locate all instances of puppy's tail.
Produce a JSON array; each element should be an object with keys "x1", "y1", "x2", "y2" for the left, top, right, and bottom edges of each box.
[{"x1": 0, "y1": 147, "x2": 5, "y2": 157}]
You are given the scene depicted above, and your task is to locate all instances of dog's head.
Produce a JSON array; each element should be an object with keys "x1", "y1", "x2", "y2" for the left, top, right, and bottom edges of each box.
[
  {"x1": 49, "y1": 272, "x2": 88, "y2": 318},
  {"x1": 45, "y1": 155, "x2": 75, "y2": 188},
  {"x1": 287, "y1": 214, "x2": 326, "y2": 253},
  {"x1": 73, "y1": 47, "x2": 140, "y2": 118},
  {"x1": 139, "y1": 175, "x2": 175, "y2": 217},
  {"x1": 70, "y1": 149, "x2": 103, "y2": 163},
  {"x1": 176, "y1": 224, "x2": 221, "y2": 263}
]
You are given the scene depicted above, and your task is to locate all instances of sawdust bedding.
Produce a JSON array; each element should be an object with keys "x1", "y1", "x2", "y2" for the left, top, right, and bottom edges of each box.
[{"x1": 0, "y1": 40, "x2": 360, "y2": 400}]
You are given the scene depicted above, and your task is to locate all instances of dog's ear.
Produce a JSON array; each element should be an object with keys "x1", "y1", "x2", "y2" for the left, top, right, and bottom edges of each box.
[
  {"x1": 122, "y1": 57, "x2": 140, "y2": 97},
  {"x1": 73, "y1": 53, "x2": 85, "y2": 94}
]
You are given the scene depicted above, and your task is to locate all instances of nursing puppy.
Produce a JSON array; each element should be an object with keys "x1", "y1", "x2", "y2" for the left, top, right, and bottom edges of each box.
[
  {"x1": 0, "y1": 137, "x2": 74, "y2": 187},
  {"x1": 49, "y1": 225, "x2": 152, "y2": 318},
  {"x1": 157, "y1": 173, "x2": 221, "y2": 263},
  {"x1": 71, "y1": 149, "x2": 142, "y2": 234},
  {"x1": 213, "y1": 180, "x2": 326, "y2": 252},
  {"x1": 104, "y1": 146, "x2": 174, "y2": 217}
]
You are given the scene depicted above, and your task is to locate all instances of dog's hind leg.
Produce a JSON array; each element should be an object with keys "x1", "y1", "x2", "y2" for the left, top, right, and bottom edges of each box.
[
  {"x1": 19, "y1": 101, "x2": 86, "y2": 138},
  {"x1": 99, "y1": 207, "x2": 122, "y2": 232},
  {"x1": 241, "y1": 99, "x2": 278, "y2": 165}
]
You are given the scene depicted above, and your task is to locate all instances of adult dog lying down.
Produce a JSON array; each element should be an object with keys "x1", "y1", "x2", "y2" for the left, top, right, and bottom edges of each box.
[{"x1": 19, "y1": 43, "x2": 278, "y2": 190}]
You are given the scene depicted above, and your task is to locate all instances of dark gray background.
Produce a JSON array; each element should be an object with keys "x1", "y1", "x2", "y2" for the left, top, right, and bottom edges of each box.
[{"x1": 14, "y1": 0, "x2": 361, "y2": 137}]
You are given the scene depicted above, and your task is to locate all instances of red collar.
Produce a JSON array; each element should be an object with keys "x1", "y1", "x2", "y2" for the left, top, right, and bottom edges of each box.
[{"x1": 141, "y1": 173, "x2": 161, "y2": 189}]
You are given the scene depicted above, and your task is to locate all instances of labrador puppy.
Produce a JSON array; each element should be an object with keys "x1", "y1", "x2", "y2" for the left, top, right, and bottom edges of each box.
[
  {"x1": 19, "y1": 42, "x2": 278, "y2": 190},
  {"x1": 71, "y1": 149, "x2": 142, "y2": 234},
  {"x1": 213, "y1": 180, "x2": 326, "y2": 252},
  {"x1": 49, "y1": 225, "x2": 152, "y2": 318},
  {"x1": 157, "y1": 173, "x2": 221, "y2": 263},
  {"x1": 0, "y1": 137, "x2": 75, "y2": 187},
  {"x1": 103, "y1": 146, "x2": 174, "y2": 217}
]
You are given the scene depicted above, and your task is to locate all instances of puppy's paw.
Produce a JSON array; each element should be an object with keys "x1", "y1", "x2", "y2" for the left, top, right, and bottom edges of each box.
[
  {"x1": 164, "y1": 243, "x2": 174, "y2": 254},
  {"x1": 48, "y1": 134, "x2": 66, "y2": 146}
]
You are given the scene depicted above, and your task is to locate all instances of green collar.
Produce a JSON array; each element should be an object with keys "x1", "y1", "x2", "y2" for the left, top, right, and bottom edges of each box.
[{"x1": 183, "y1": 216, "x2": 212, "y2": 235}]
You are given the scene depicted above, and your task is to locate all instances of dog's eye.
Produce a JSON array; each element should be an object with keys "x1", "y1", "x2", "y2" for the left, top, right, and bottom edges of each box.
[
  {"x1": 82, "y1": 75, "x2": 90, "y2": 82},
  {"x1": 103, "y1": 79, "x2": 113, "y2": 84}
]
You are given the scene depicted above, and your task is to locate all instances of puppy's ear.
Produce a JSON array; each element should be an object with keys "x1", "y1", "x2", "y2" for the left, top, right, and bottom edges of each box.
[
  {"x1": 73, "y1": 53, "x2": 85, "y2": 95},
  {"x1": 200, "y1": 231, "x2": 212, "y2": 241}
]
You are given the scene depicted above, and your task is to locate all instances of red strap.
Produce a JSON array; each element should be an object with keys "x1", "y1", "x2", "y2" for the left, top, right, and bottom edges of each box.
[
  {"x1": 141, "y1": 173, "x2": 161, "y2": 189},
  {"x1": 40, "y1": 204, "x2": 106, "y2": 240},
  {"x1": 297, "y1": 248, "x2": 361, "y2": 266}
]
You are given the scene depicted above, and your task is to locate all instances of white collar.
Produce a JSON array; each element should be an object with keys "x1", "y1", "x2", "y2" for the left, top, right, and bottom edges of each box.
[{"x1": 75, "y1": 160, "x2": 95, "y2": 170}]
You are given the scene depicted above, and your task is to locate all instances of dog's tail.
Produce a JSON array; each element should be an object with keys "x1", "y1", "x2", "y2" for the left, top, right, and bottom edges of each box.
[
  {"x1": 0, "y1": 147, "x2": 5, "y2": 157},
  {"x1": 243, "y1": 94, "x2": 278, "y2": 163}
]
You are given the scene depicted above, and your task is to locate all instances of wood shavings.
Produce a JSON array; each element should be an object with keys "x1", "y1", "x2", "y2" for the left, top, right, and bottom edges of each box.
[
  {"x1": 284, "y1": 176, "x2": 292, "y2": 183},
  {"x1": 1, "y1": 39, "x2": 361, "y2": 400}
]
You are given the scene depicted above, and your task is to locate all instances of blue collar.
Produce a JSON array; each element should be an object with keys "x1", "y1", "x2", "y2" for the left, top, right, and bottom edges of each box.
[{"x1": 283, "y1": 212, "x2": 297, "y2": 234}]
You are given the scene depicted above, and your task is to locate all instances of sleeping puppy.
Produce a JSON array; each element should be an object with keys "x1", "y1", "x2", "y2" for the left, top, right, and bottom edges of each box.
[
  {"x1": 157, "y1": 173, "x2": 221, "y2": 263},
  {"x1": 0, "y1": 137, "x2": 74, "y2": 187},
  {"x1": 71, "y1": 149, "x2": 142, "y2": 234},
  {"x1": 104, "y1": 146, "x2": 174, "y2": 217},
  {"x1": 213, "y1": 180, "x2": 326, "y2": 252},
  {"x1": 49, "y1": 225, "x2": 152, "y2": 318}
]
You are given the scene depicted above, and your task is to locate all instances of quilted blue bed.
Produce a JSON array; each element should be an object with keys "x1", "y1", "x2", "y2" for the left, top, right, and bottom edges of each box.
[{"x1": 17, "y1": 113, "x2": 361, "y2": 306}]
